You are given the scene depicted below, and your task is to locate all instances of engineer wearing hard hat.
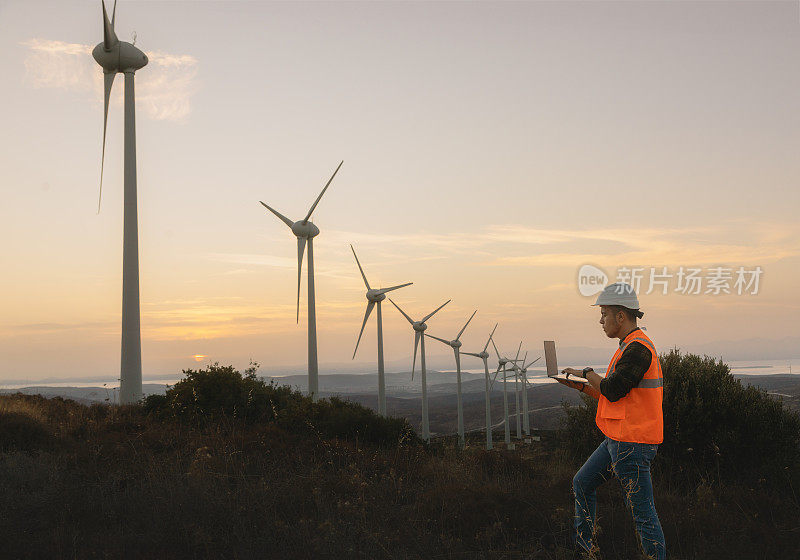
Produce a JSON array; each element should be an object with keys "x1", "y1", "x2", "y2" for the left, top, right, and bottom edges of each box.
[{"x1": 558, "y1": 282, "x2": 665, "y2": 560}]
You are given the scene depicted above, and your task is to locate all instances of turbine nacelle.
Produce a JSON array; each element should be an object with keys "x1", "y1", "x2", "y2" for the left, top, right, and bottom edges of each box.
[
  {"x1": 412, "y1": 322, "x2": 427, "y2": 332},
  {"x1": 477, "y1": 351, "x2": 490, "y2": 360},
  {"x1": 450, "y1": 339, "x2": 462, "y2": 349},
  {"x1": 365, "y1": 289, "x2": 387, "y2": 303},
  {"x1": 291, "y1": 221, "x2": 320, "y2": 239},
  {"x1": 92, "y1": 41, "x2": 148, "y2": 73}
]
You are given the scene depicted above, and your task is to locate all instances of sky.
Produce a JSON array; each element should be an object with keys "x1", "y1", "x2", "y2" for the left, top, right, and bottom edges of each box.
[{"x1": 0, "y1": 0, "x2": 799, "y2": 383}]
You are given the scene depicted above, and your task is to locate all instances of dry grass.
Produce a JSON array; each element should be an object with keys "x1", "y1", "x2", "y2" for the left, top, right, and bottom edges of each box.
[{"x1": 0, "y1": 393, "x2": 798, "y2": 559}]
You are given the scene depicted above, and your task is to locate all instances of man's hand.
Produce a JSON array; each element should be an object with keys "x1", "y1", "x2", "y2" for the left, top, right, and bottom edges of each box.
[
  {"x1": 561, "y1": 367, "x2": 584, "y2": 379},
  {"x1": 554, "y1": 375, "x2": 601, "y2": 400},
  {"x1": 554, "y1": 377, "x2": 586, "y2": 391}
]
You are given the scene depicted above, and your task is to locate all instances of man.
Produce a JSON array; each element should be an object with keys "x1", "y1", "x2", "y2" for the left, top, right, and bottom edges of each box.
[{"x1": 557, "y1": 282, "x2": 665, "y2": 560}]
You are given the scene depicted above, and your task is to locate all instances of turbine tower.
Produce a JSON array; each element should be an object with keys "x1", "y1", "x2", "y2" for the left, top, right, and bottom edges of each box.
[
  {"x1": 514, "y1": 354, "x2": 540, "y2": 435},
  {"x1": 426, "y1": 309, "x2": 477, "y2": 449},
  {"x1": 462, "y1": 323, "x2": 498, "y2": 450},
  {"x1": 350, "y1": 245, "x2": 412, "y2": 416},
  {"x1": 490, "y1": 338, "x2": 521, "y2": 446},
  {"x1": 389, "y1": 297, "x2": 450, "y2": 442},
  {"x1": 512, "y1": 342, "x2": 523, "y2": 439},
  {"x1": 93, "y1": 0, "x2": 148, "y2": 405},
  {"x1": 259, "y1": 161, "x2": 343, "y2": 401}
]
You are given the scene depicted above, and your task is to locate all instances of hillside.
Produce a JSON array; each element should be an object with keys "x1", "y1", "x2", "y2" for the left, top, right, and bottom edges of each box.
[{"x1": 2, "y1": 355, "x2": 800, "y2": 559}]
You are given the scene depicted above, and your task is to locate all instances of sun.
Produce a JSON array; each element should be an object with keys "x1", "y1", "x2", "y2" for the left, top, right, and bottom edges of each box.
[{"x1": 193, "y1": 354, "x2": 207, "y2": 362}]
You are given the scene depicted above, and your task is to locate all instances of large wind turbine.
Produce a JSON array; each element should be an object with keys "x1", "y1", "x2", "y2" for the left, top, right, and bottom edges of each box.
[
  {"x1": 462, "y1": 323, "x2": 498, "y2": 450},
  {"x1": 389, "y1": 298, "x2": 450, "y2": 442},
  {"x1": 350, "y1": 245, "x2": 412, "y2": 416},
  {"x1": 259, "y1": 161, "x2": 344, "y2": 401},
  {"x1": 426, "y1": 310, "x2": 477, "y2": 449},
  {"x1": 93, "y1": 0, "x2": 148, "y2": 404}
]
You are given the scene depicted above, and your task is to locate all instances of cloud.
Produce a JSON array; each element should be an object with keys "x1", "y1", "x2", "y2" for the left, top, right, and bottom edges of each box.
[
  {"x1": 323, "y1": 222, "x2": 800, "y2": 269},
  {"x1": 21, "y1": 39, "x2": 198, "y2": 122}
]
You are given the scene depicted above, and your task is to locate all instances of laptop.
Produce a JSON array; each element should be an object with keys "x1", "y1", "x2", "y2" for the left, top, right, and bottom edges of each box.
[{"x1": 544, "y1": 340, "x2": 587, "y2": 383}]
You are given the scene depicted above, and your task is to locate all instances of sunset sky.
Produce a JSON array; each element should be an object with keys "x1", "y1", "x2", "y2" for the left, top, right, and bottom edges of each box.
[{"x1": 1, "y1": 0, "x2": 798, "y2": 383}]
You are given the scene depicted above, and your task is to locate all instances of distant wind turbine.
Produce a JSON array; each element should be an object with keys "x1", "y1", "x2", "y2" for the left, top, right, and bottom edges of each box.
[
  {"x1": 350, "y1": 245, "x2": 412, "y2": 416},
  {"x1": 462, "y1": 323, "x2": 498, "y2": 450},
  {"x1": 490, "y1": 338, "x2": 521, "y2": 446},
  {"x1": 93, "y1": 0, "x2": 149, "y2": 404},
  {"x1": 389, "y1": 297, "x2": 451, "y2": 442},
  {"x1": 508, "y1": 342, "x2": 524, "y2": 439},
  {"x1": 259, "y1": 161, "x2": 344, "y2": 401},
  {"x1": 426, "y1": 309, "x2": 477, "y2": 449},
  {"x1": 513, "y1": 354, "x2": 541, "y2": 435}
]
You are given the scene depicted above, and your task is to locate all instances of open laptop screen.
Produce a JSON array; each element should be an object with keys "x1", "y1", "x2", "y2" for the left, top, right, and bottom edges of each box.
[{"x1": 544, "y1": 340, "x2": 558, "y2": 378}]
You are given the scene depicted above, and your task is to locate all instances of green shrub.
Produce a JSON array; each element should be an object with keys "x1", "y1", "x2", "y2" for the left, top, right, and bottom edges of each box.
[
  {"x1": 305, "y1": 396, "x2": 418, "y2": 447},
  {"x1": 561, "y1": 350, "x2": 800, "y2": 490},
  {"x1": 659, "y1": 349, "x2": 800, "y2": 489},
  {"x1": 143, "y1": 362, "x2": 418, "y2": 447}
]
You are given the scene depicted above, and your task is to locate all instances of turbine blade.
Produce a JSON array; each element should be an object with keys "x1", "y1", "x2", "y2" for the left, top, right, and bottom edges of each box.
[
  {"x1": 97, "y1": 70, "x2": 116, "y2": 214},
  {"x1": 259, "y1": 201, "x2": 294, "y2": 229},
  {"x1": 514, "y1": 341, "x2": 522, "y2": 362},
  {"x1": 483, "y1": 323, "x2": 498, "y2": 353},
  {"x1": 296, "y1": 237, "x2": 306, "y2": 323},
  {"x1": 525, "y1": 356, "x2": 542, "y2": 369},
  {"x1": 412, "y1": 331, "x2": 420, "y2": 380},
  {"x1": 376, "y1": 282, "x2": 413, "y2": 295},
  {"x1": 422, "y1": 299, "x2": 451, "y2": 323},
  {"x1": 352, "y1": 301, "x2": 375, "y2": 359},
  {"x1": 303, "y1": 160, "x2": 343, "y2": 224},
  {"x1": 522, "y1": 351, "x2": 528, "y2": 367},
  {"x1": 490, "y1": 366, "x2": 501, "y2": 391},
  {"x1": 490, "y1": 337, "x2": 501, "y2": 361},
  {"x1": 111, "y1": 0, "x2": 116, "y2": 28},
  {"x1": 425, "y1": 333, "x2": 450, "y2": 346},
  {"x1": 349, "y1": 244, "x2": 370, "y2": 290},
  {"x1": 388, "y1": 298, "x2": 414, "y2": 325},
  {"x1": 461, "y1": 352, "x2": 480, "y2": 358},
  {"x1": 456, "y1": 309, "x2": 477, "y2": 341},
  {"x1": 102, "y1": 0, "x2": 118, "y2": 49}
]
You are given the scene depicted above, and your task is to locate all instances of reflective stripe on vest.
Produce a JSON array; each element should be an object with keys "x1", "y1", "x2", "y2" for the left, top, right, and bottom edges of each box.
[{"x1": 595, "y1": 328, "x2": 664, "y2": 444}]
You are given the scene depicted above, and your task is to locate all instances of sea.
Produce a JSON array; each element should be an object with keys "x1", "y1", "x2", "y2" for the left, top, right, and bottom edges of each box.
[{"x1": 2, "y1": 358, "x2": 798, "y2": 391}]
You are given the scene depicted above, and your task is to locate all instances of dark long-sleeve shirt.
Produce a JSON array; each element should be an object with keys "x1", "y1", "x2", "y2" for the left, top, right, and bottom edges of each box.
[{"x1": 599, "y1": 327, "x2": 652, "y2": 403}]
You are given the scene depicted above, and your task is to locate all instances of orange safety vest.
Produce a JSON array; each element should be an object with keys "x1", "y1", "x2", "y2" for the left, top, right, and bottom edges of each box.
[{"x1": 596, "y1": 328, "x2": 663, "y2": 444}]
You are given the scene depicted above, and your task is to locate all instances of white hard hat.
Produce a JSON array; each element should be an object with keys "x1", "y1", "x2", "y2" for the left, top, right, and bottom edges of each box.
[{"x1": 592, "y1": 282, "x2": 641, "y2": 311}]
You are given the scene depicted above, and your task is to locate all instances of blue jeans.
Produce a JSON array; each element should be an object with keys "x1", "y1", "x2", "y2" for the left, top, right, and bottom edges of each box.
[{"x1": 573, "y1": 437, "x2": 666, "y2": 559}]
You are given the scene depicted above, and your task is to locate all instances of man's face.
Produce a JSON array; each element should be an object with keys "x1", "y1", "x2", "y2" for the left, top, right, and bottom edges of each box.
[{"x1": 599, "y1": 305, "x2": 621, "y2": 338}]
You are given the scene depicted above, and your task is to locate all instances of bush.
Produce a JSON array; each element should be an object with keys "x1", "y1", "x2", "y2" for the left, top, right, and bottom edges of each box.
[
  {"x1": 143, "y1": 362, "x2": 418, "y2": 447},
  {"x1": 306, "y1": 396, "x2": 417, "y2": 447},
  {"x1": 0, "y1": 411, "x2": 53, "y2": 452},
  {"x1": 561, "y1": 350, "x2": 800, "y2": 490},
  {"x1": 659, "y1": 349, "x2": 800, "y2": 489}
]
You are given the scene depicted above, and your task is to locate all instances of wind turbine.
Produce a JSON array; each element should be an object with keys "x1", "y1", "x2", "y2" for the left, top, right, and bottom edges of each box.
[
  {"x1": 388, "y1": 297, "x2": 451, "y2": 443},
  {"x1": 350, "y1": 245, "x2": 412, "y2": 416},
  {"x1": 426, "y1": 309, "x2": 477, "y2": 449},
  {"x1": 517, "y1": 354, "x2": 541, "y2": 435},
  {"x1": 490, "y1": 338, "x2": 521, "y2": 446},
  {"x1": 462, "y1": 323, "x2": 498, "y2": 450},
  {"x1": 259, "y1": 161, "x2": 344, "y2": 402},
  {"x1": 93, "y1": 0, "x2": 149, "y2": 404}
]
